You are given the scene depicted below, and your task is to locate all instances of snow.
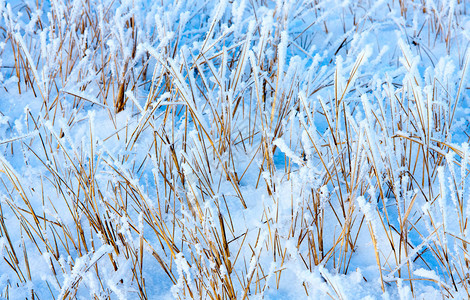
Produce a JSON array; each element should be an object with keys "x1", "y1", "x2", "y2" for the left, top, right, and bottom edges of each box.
[{"x1": 1, "y1": 0, "x2": 470, "y2": 299}]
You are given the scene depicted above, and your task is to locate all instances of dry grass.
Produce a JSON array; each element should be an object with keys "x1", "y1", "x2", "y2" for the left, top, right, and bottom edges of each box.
[{"x1": 0, "y1": 0, "x2": 470, "y2": 299}]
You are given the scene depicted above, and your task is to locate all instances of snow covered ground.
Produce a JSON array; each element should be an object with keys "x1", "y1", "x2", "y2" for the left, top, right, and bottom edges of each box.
[{"x1": 1, "y1": 0, "x2": 470, "y2": 299}]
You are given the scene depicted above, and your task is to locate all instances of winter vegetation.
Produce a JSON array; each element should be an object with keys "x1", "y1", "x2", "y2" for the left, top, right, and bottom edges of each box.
[{"x1": 0, "y1": 0, "x2": 470, "y2": 298}]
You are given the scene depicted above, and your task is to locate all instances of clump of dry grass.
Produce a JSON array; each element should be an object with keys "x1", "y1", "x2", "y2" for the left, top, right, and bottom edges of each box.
[{"x1": 0, "y1": 0, "x2": 469, "y2": 299}]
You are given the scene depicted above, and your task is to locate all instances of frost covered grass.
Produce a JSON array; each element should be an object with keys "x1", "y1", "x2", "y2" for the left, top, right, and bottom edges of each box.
[{"x1": 0, "y1": 0, "x2": 470, "y2": 299}]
